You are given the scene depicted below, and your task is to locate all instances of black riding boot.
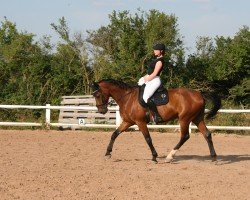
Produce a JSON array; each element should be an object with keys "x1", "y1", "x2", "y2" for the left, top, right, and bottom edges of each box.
[{"x1": 147, "y1": 100, "x2": 163, "y2": 124}]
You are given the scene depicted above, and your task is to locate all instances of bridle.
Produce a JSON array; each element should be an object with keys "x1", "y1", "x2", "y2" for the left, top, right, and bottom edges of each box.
[
  {"x1": 95, "y1": 99, "x2": 114, "y2": 108},
  {"x1": 92, "y1": 89, "x2": 114, "y2": 108},
  {"x1": 92, "y1": 88, "x2": 134, "y2": 108}
]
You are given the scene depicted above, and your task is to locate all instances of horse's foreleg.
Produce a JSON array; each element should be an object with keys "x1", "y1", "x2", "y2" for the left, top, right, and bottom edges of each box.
[
  {"x1": 145, "y1": 135, "x2": 158, "y2": 163},
  {"x1": 105, "y1": 129, "x2": 121, "y2": 157},
  {"x1": 137, "y1": 122, "x2": 158, "y2": 163},
  {"x1": 105, "y1": 121, "x2": 132, "y2": 157},
  {"x1": 166, "y1": 120, "x2": 190, "y2": 163}
]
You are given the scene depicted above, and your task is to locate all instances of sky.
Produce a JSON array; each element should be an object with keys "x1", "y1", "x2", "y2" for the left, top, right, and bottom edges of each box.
[{"x1": 0, "y1": 0, "x2": 249, "y2": 54}]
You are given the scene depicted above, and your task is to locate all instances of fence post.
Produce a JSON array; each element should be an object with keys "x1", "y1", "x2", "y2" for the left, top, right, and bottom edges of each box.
[
  {"x1": 115, "y1": 105, "x2": 121, "y2": 127},
  {"x1": 45, "y1": 104, "x2": 51, "y2": 129}
]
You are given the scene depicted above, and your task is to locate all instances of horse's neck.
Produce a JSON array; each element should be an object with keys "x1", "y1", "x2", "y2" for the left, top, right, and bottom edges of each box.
[{"x1": 110, "y1": 88, "x2": 136, "y2": 107}]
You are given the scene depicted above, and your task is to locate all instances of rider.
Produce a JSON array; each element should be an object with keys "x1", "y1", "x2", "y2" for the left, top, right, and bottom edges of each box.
[{"x1": 138, "y1": 43, "x2": 165, "y2": 124}]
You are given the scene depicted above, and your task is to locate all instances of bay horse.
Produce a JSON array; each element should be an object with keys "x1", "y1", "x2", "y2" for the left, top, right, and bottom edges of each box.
[{"x1": 91, "y1": 79, "x2": 221, "y2": 163}]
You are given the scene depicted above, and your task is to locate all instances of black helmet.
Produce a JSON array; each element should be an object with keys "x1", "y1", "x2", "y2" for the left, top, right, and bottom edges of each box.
[{"x1": 153, "y1": 43, "x2": 165, "y2": 51}]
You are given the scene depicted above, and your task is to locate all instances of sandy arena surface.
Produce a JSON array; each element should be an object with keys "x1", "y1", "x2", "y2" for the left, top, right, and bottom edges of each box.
[{"x1": 0, "y1": 129, "x2": 249, "y2": 200}]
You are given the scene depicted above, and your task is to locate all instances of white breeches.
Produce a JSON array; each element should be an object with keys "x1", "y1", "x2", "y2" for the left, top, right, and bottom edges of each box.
[{"x1": 143, "y1": 76, "x2": 161, "y2": 103}]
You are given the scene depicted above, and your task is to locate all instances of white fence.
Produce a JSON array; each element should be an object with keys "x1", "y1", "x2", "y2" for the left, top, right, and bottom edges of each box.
[{"x1": 0, "y1": 104, "x2": 249, "y2": 131}]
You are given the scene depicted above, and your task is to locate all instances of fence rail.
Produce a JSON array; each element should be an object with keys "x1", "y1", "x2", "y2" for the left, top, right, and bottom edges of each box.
[{"x1": 0, "y1": 104, "x2": 249, "y2": 131}]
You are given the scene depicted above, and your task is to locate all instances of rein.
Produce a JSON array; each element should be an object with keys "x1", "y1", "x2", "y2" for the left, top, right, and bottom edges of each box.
[
  {"x1": 95, "y1": 99, "x2": 114, "y2": 108},
  {"x1": 115, "y1": 90, "x2": 134, "y2": 104},
  {"x1": 95, "y1": 89, "x2": 134, "y2": 108}
]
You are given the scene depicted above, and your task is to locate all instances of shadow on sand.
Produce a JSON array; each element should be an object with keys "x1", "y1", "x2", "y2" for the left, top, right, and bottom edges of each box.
[
  {"x1": 157, "y1": 154, "x2": 250, "y2": 165},
  {"x1": 111, "y1": 154, "x2": 250, "y2": 165}
]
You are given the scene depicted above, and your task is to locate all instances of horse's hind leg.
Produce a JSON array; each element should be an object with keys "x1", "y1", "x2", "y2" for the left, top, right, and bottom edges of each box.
[
  {"x1": 105, "y1": 121, "x2": 132, "y2": 158},
  {"x1": 166, "y1": 120, "x2": 190, "y2": 163},
  {"x1": 193, "y1": 119, "x2": 217, "y2": 161}
]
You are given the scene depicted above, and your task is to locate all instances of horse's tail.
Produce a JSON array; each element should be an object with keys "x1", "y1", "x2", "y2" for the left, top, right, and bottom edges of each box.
[{"x1": 201, "y1": 92, "x2": 222, "y2": 120}]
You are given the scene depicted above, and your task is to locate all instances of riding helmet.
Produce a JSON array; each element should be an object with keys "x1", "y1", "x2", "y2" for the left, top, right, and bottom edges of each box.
[{"x1": 153, "y1": 43, "x2": 166, "y2": 51}]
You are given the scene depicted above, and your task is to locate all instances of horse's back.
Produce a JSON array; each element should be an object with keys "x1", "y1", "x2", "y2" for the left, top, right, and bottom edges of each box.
[
  {"x1": 167, "y1": 88, "x2": 205, "y2": 115},
  {"x1": 169, "y1": 87, "x2": 203, "y2": 99}
]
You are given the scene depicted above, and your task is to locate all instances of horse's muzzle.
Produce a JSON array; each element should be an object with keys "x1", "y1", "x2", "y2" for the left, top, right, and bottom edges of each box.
[{"x1": 99, "y1": 108, "x2": 108, "y2": 114}]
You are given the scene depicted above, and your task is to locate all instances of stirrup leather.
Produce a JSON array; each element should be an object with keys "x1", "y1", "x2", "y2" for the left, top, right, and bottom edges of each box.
[{"x1": 147, "y1": 101, "x2": 163, "y2": 124}]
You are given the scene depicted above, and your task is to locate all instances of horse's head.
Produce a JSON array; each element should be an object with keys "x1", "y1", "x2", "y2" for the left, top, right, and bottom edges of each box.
[{"x1": 91, "y1": 82, "x2": 110, "y2": 114}]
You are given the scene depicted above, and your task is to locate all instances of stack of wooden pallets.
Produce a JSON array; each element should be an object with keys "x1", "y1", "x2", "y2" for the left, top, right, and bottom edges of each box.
[{"x1": 58, "y1": 95, "x2": 116, "y2": 130}]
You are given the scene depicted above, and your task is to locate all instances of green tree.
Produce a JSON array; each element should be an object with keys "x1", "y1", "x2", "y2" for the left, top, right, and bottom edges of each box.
[
  {"x1": 185, "y1": 36, "x2": 215, "y2": 91},
  {"x1": 185, "y1": 26, "x2": 249, "y2": 107},
  {"x1": 51, "y1": 17, "x2": 91, "y2": 96},
  {"x1": 87, "y1": 9, "x2": 185, "y2": 87},
  {"x1": 0, "y1": 18, "x2": 49, "y2": 105},
  {"x1": 87, "y1": 10, "x2": 146, "y2": 84},
  {"x1": 208, "y1": 26, "x2": 250, "y2": 106},
  {"x1": 0, "y1": 18, "x2": 56, "y2": 121}
]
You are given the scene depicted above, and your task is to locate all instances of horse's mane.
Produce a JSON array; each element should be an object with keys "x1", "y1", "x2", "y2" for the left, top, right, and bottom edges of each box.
[{"x1": 98, "y1": 79, "x2": 137, "y2": 90}]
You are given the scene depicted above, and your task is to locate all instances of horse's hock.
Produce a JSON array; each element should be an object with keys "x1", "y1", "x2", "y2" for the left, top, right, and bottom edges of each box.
[{"x1": 58, "y1": 95, "x2": 116, "y2": 130}]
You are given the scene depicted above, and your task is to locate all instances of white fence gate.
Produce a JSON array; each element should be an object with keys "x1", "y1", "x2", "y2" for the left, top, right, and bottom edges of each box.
[{"x1": 0, "y1": 104, "x2": 249, "y2": 131}]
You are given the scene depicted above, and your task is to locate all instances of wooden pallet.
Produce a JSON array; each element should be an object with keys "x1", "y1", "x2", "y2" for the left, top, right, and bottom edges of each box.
[{"x1": 58, "y1": 95, "x2": 116, "y2": 130}]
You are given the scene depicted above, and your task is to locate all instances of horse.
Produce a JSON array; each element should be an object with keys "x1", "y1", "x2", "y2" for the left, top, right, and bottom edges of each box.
[{"x1": 91, "y1": 79, "x2": 221, "y2": 163}]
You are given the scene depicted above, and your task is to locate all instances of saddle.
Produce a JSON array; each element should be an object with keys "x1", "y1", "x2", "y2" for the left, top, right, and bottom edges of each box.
[{"x1": 138, "y1": 84, "x2": 169, "y2": 108}]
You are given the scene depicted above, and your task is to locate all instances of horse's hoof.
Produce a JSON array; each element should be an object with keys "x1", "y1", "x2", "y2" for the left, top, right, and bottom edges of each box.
[
  {"x1": 152, "y1": 159, "x2": 158, "y2": 164},
  {"x1": 211, "y1": 157, "x2": 217, "y2": 162},
  {"x1": 105, "y1": 154, "x2": 111, "y2": 159},
  {"x1": 165, "y1": 158, "x2": 173, "y2": 163}
]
